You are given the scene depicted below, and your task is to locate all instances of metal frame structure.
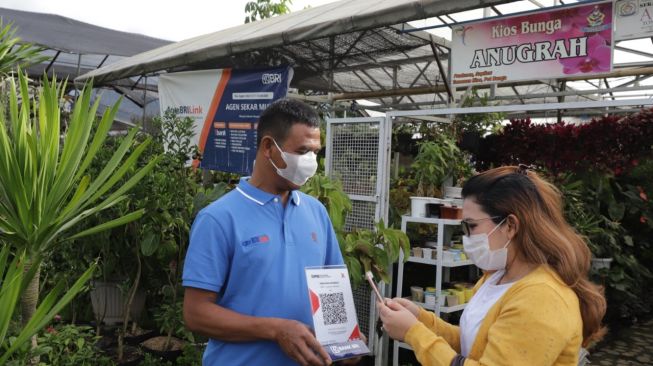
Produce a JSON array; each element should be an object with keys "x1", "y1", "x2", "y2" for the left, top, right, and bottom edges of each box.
[
  {"x1": 324, "y1": 116, "x2": 393, "y2": 364},
  {"x1": 70, "y1": 0, "x2": 653, "y2": 120}
]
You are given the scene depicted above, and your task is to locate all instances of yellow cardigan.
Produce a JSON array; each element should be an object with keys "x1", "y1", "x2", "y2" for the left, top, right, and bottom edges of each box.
[{"x1": 404, "y1": 265, "x2": 583, "y2": 366}]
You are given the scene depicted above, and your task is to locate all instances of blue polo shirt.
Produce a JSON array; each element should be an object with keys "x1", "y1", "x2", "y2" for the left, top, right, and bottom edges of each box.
[{"x1": 182, "y1": 177, "x2": 344, "y2": 366}]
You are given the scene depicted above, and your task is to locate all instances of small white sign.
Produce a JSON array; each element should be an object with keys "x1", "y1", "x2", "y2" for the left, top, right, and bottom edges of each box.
[
  {"x1": 614, "y1": 0, "x2": 653, "y2": 41},
  {"x1": 232, "y1": 92, "x2": 274, "y2": 100}
]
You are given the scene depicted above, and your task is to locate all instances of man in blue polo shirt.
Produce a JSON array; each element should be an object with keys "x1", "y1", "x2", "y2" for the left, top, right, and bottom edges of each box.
[{"x1": 183, "y1": 99, "x2": 351, "y2": 366}]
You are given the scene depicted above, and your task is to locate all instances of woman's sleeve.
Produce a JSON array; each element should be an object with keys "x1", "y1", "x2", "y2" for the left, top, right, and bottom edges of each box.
[
  {"x1": 402, "y1": 308, "x2": 461, "y2": 366},
  {"x1": 404, "y1": 282, "x2": 576, "y2": 366}
]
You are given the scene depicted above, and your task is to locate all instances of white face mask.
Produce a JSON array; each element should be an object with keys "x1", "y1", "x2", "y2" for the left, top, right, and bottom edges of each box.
[
  {"x1": 269, "y1": 139, "x2": 318, "y2": 186},
  {"x1": 462, "y1": 218, "x2": 511, "y2": 271}
]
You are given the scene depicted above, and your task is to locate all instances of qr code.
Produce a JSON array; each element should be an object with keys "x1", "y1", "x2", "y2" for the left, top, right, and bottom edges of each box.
[{"x1": 320, "y1": 292, "x2": 348, "y2": 326}]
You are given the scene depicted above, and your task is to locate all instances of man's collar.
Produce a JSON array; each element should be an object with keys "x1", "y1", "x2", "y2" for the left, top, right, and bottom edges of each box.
[{"x1": 236, "y1": 177, "x2": 301, "y2": 206}]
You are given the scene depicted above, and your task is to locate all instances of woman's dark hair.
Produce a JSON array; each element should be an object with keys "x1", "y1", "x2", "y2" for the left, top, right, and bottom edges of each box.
[
  {"x1": 462, "y1": 166, "x2": 606, "y2": 347},
  {"x1": 256, "y1": 98, "x2": 319, "y2": 147}
]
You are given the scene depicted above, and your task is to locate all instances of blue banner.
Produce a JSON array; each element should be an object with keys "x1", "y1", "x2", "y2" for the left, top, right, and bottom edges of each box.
[{"x1": 199, "y1": 66, "x2": 293, "y2": 174}]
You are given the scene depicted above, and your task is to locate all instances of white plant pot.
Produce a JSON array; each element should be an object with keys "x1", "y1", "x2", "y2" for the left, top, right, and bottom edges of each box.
[
  {"x1": 443, "y1": 186, "x2": 463, "y2": 199},
  {"x1": 90, "y1": 281, "x2": 145, "y2": 325},
  {"x1": 410, "y1": 197, "x2": 441, "y2": 217},
  {"x1": 591, "y1": 257, "x2": 613, "y2": 271}
]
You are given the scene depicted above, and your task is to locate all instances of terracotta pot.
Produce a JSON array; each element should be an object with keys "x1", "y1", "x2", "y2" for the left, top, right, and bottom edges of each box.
[{"x1": 440, "y1": 206, "x2": 463, "y2": 219}]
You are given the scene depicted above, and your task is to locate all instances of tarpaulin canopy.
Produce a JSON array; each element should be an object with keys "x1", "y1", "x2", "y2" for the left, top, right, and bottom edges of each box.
[
  {"x1": 0, "y1": 7, "x2": 169, "y2": 127},
  {"x1": 75, "y1": 0, "x2": 515, "y2": 87}
]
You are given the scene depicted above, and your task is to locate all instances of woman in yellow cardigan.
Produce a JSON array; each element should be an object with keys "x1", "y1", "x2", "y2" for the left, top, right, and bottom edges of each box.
[{"x1": 379, "y1": 165, "x2": 606, "y2": 366}]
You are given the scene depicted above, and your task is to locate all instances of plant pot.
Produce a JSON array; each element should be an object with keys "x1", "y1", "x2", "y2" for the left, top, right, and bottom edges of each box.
[
  {"x1": 90, "y1": 281, "x2": 124, "y2": 325},
  {"x1": 111, "y1": 345, "x2": 143, "y2": 366},
  {"x1": 410, "y1": 197, "x2": 441, "y2": 217},
  {"x1": 425, "y1": 203, "x2": 443, "y2": 218},
  {"x1": 440, "y1": 206, "x2": 463, "y2": 220},
  {"x1": 446, "y1": 295, "x2": 459, "y2": 307},
  {"x1": 411, "y1": 247, "x2": 423, "y2": 258},
  {"x1": 124, "y1": 328, "x2": 158, "y2": 346},
  {"x1": 591, "y1": 257, "x2": 613, "y2": 271},
  {"x1": 141, "y1": 336, "x2": 185, "y2": 362},
  {"x1": 90, "y1": 281, "x2": 146, "y2": 325},
  {"x1": 443, "y1": 186, "x2": 463, "y2": 199}
]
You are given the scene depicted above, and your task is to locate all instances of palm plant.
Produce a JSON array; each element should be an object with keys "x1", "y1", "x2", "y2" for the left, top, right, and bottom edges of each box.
[
  {"x1": 0, "y1": 246, "x2": 96, "y2": 363},
  {"x1": 0, "y1": 20, "x2": 46, "y2": 75},
  {"x1": 0, "y1": 71, "x2": 159, "y2": 331}
]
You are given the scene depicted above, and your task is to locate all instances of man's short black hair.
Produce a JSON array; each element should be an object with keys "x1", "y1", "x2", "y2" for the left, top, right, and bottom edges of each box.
[{"x1": 256, "y1": 98, "x2": 320, "y2": 147}]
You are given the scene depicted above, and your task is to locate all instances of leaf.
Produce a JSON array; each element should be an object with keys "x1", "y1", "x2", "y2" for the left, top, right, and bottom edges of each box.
[
  {"x1": 608, "y1": 202, "x2": 625, "y2": 222},
  {"x1": 141, "y1": 232, "x2": 160, "y2": 257}
]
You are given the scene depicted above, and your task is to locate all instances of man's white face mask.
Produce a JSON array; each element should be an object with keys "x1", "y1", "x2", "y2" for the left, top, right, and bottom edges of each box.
[
  {"x1": 462, "y1": 217, "x2": 511, "y2": 271},
  {"x1": 269, "y1": 138, "x2": 318, "y2": 186}
]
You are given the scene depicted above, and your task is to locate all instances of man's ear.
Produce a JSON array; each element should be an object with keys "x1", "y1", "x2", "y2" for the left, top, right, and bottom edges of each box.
[{"x1": 259, "y1": 136, "x2": 274, "y2": 159}]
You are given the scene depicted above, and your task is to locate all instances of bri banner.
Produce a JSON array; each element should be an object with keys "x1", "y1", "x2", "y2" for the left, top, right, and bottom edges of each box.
[
  {"x1": 451, "y1": 1, "x2": 613, "y2": 86},
  {"x1": 158, "y1": 67, "x2": 293, "y2": 174}
]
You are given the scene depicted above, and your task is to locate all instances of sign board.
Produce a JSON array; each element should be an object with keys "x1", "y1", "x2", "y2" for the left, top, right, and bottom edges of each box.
[
  {"x1": 158, "y1": 67, "x2": 293, "y2": 174},
  {"x1": 451, "y1": 1, "x2": 613, "y2": 86},
  {"x1": 614, "y1": 0, "x2": 653, "y2": 40}
]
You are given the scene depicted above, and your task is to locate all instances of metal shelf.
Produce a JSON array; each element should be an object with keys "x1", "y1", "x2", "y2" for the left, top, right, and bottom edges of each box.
[
  {"x1": 394, "y1": 213, "x2": 472, "y2": 366},
  {"x1": 401, "y1": 215, "x2": 461, "y2": 226},
  {"x1": 413, "y1": 301, "x2": 467, "y2": 313},
  {"x1": 397, "y1": 341, "x2": 412, "y2": 350},
  {"x1": 407, "y1": 256, "x2": 473, "y2": 267}
]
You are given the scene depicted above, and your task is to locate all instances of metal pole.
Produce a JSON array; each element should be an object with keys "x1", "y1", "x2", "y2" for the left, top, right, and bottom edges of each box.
[{"x1": 142, "y1": 76, "x2": 147, "y2": 131}]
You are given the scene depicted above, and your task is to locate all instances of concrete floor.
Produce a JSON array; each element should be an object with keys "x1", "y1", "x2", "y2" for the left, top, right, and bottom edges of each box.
[{"x1": 588, "y1": 317, "x2": 653, "y2": 366}]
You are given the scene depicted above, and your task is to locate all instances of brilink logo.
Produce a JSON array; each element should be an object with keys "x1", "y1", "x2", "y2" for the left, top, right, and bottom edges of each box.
[{"x1": 166, "y1": 105, "x2": 203, "y2": 115}]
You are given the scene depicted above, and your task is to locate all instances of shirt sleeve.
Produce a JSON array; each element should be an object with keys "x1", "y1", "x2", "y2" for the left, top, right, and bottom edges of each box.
[
  {"x1": 404, "y1": 283, "x2": 578, "y2": 366},
  {"x1": 182, "y1": 211, "x2": 233, "y2": 294}
]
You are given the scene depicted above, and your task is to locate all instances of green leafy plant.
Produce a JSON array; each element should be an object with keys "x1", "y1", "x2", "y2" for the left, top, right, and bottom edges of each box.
[
  {"x1": 0, "y1": 247, "x2": 96, "y2": 364},
  {"x1": 341, "y1": 220, "x2": 410, "y2": 288},
  {"x1": 27, "y1": 324, "x2": 111, "y2": 366},
  {"x1": 411, "y1": 134, "x2": 470, "y2": 196},
  {"x1": 0, "y1": 71, "x2": 158, "y2": 354},
  {"x1": 452, "y1": 89, "x2": 505, "y2": 136},
  {"x1": 556, "y1": 170, "x2": 653, "y2": 324},
  {"x1": 175, "y1": 343, "x2": 204, "y2": 366},
  {"x1": 153, "y1": 300, "x2": 194, "y2": 349},
  {"x1": 244, "y1": 0, "x2": 293, "y2": 23},
  {"x1": 302, "y1": 172, "x2": 352, "y2": 234}
]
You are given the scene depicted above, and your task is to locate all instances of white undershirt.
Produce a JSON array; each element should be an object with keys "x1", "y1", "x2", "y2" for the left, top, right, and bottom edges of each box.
[{"x1": 459, "y1": 270, "x2": 514, "y2": 357}]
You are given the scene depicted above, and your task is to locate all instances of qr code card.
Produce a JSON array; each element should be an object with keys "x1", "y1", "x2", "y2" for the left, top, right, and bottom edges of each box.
[{"x1": 305, "y1": 266, "x2": 369, "y2": 360}]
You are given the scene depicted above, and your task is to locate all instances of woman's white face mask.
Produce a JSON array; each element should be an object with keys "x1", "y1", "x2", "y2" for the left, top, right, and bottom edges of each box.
[
  {"x1": 269, "y1": 138, "x2": 318, "y2": 186},
  {"x1": 462, "y1": 218, "x2": 511, "y2": 271}
]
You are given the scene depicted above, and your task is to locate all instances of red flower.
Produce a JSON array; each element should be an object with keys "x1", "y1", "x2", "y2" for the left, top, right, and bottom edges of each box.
[
  {"x1": 640, "y1": 216, "x2": 647, "y2": 224},
  {"x1": 638, "y1": 186, "x2": 648, "y2": 201},
  {"x1": 46, "y1": 326, "x2": 57, "y2": 334}
]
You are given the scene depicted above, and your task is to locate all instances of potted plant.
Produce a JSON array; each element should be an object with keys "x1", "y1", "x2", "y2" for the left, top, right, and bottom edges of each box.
[
  {"x1": 410, "y1": 133, "x2": 472, "y2": 215},
  {"x1": 141, "y1": 300, "x2": 190, "y2": 362},
  {"x1": 341, "y1": 220, "x2": 410, "y2": 288}
]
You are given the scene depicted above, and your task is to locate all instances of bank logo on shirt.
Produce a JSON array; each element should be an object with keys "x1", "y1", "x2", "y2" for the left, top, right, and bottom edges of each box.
[
  {"x1": 242, "y1": 234, "x2": 269, "y2": 247},
  {"x1": 311, "y1": 232, "x2": 318, "y2": 242}
]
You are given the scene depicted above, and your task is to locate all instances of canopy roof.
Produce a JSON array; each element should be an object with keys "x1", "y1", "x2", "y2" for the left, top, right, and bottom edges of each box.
[
  {"x1": 75, "y1": 0, "x2": 513, "y2": 86},
  {"x1": 73, "y1": 0, "x2": 653, "y2": 118},
  {"x1": 1, "y1": 7, "x2": 169, "y2": 126}
]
